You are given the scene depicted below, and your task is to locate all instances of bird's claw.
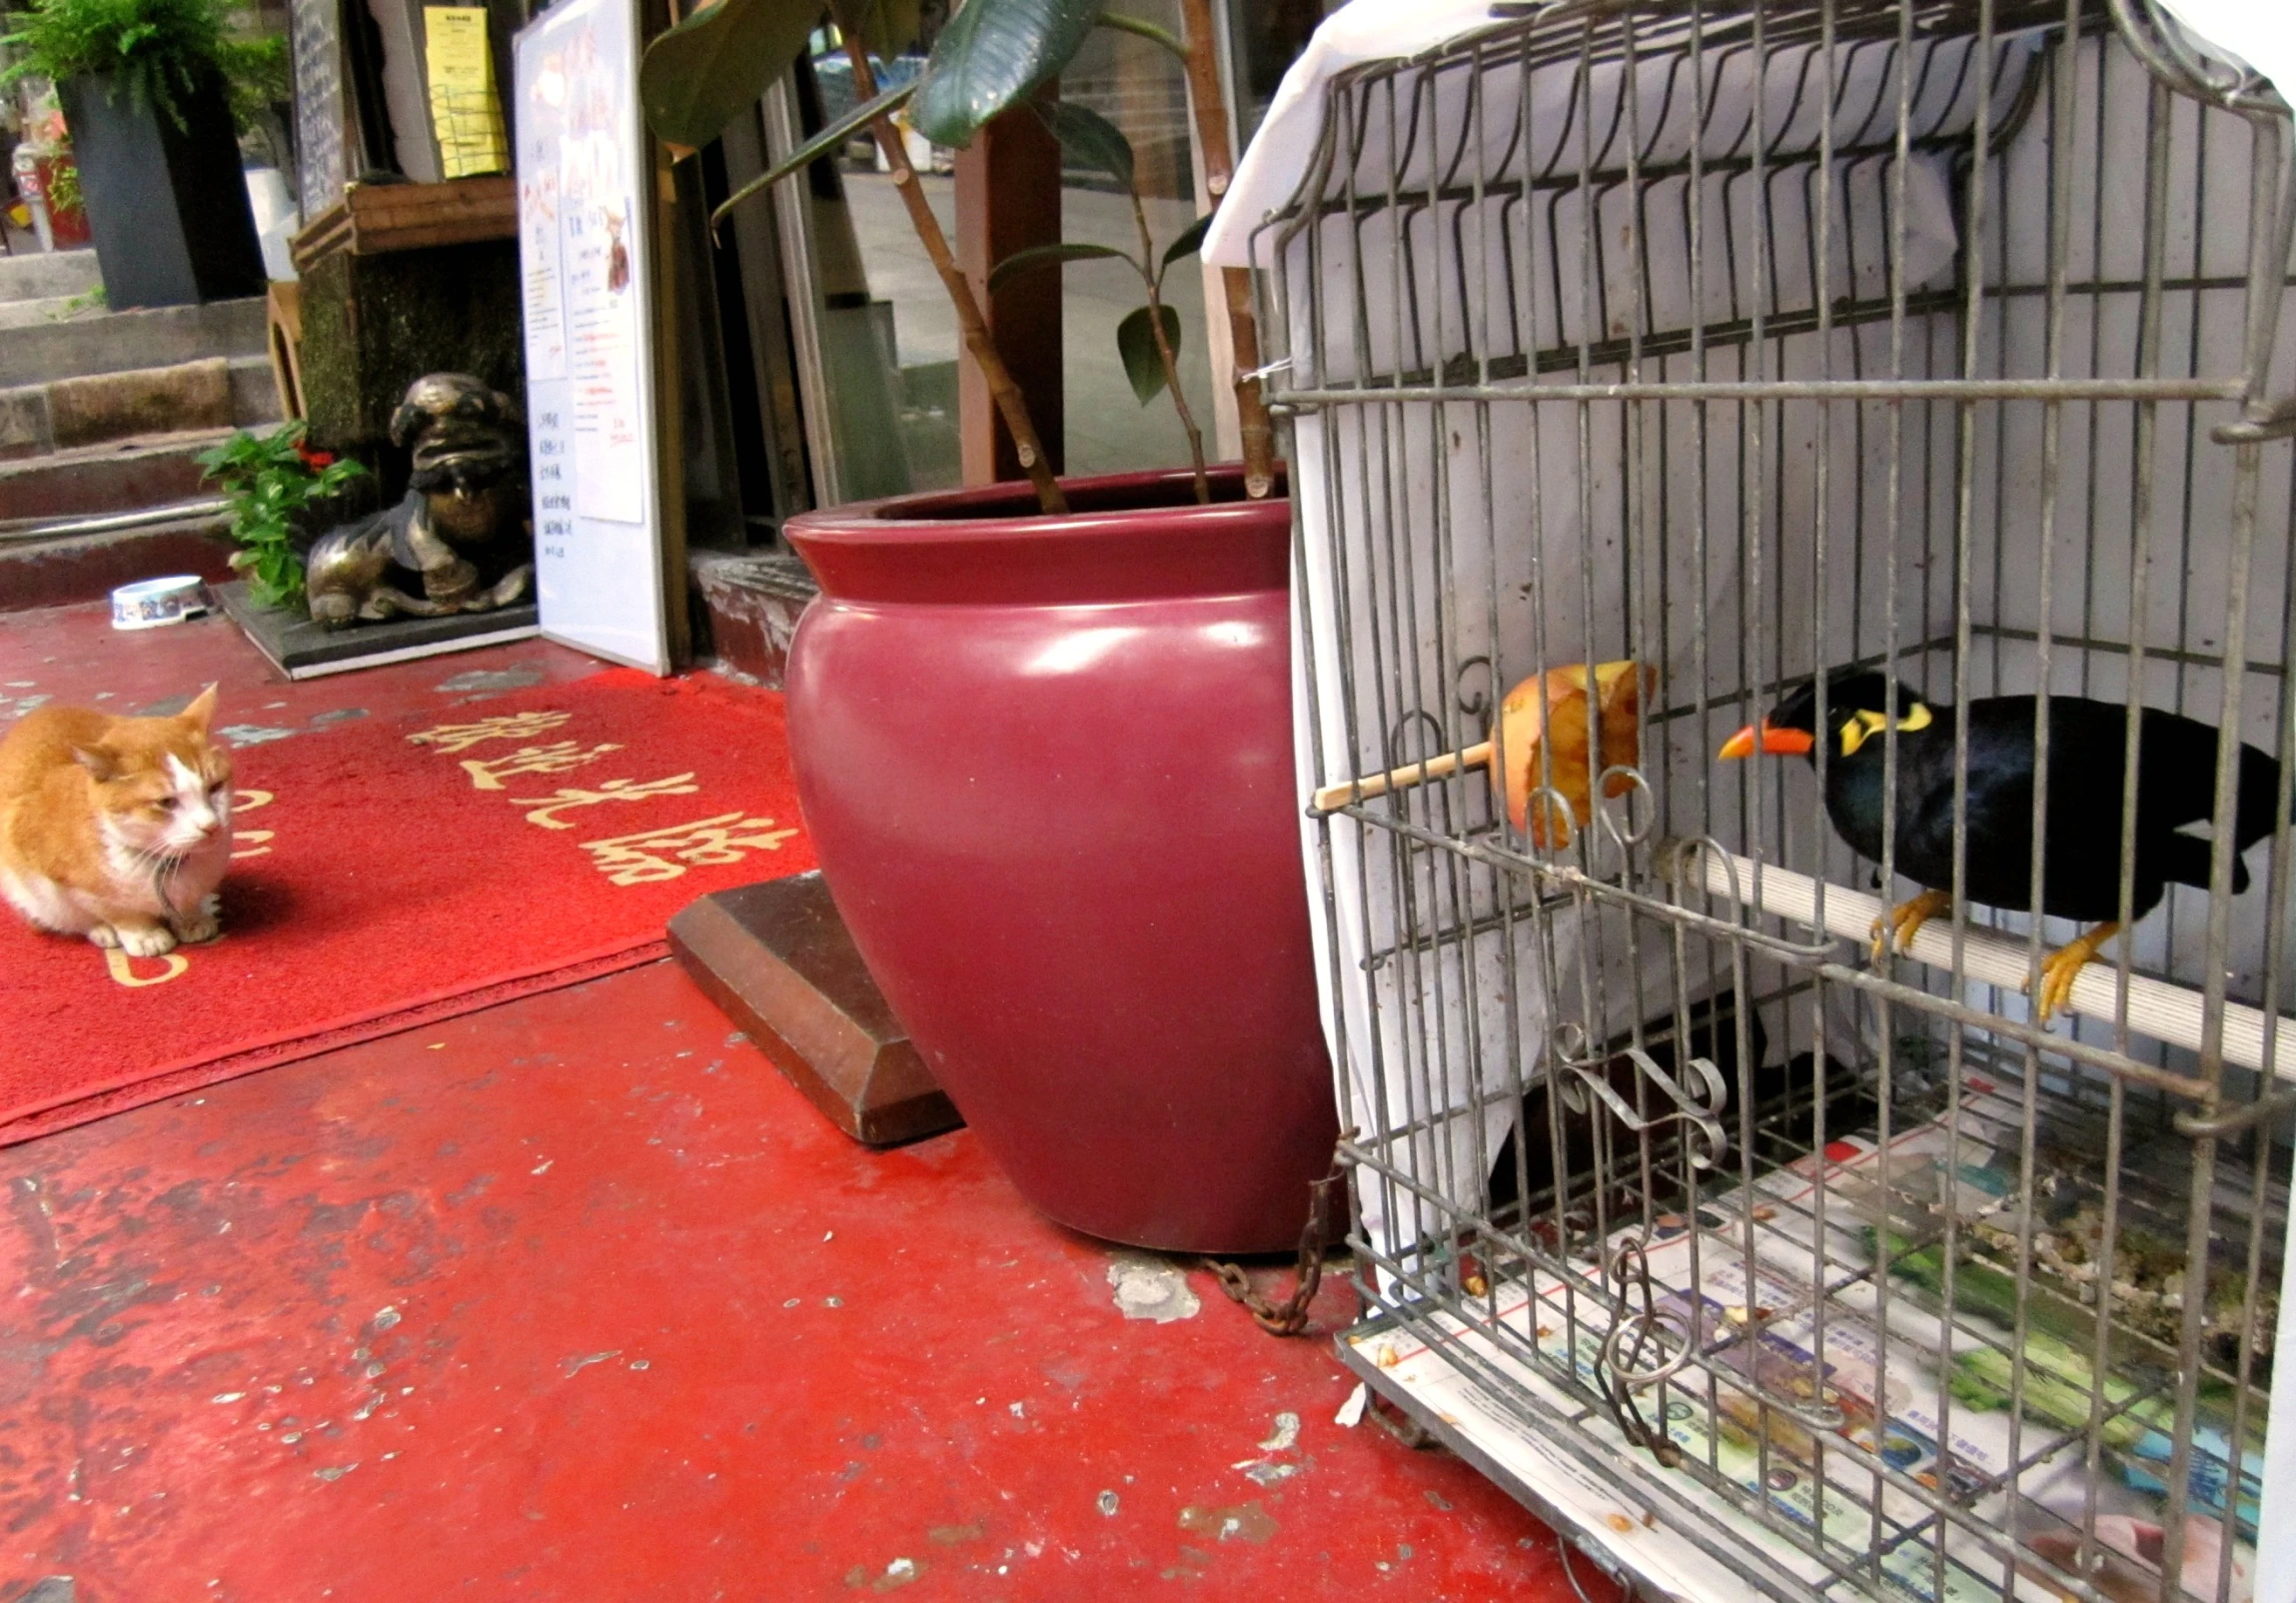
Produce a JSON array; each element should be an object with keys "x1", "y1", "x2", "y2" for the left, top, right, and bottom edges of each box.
[
  {"x1": 2028, "y1": 921, "x2": 2120, "y2": 1022},
  {"x1": 2038, "y1": 941, "x2": 2093, "y2": 1019},
  {"x1": 1869, "y1": 890, "x2": 1952, "y2": 968}
]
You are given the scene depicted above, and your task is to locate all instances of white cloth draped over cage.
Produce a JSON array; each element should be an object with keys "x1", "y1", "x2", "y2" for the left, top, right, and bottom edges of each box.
[
  {"x1": 1247, "y1": 4, "x2": 2296, "y2": 1290},
  {"x1": 1205, "y1": 0, "x2": 2293, "y2": 274}
]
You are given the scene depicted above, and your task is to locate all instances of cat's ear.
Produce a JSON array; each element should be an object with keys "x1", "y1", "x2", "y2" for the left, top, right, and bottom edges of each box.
[
  {"x1": 72, "y1": 746, "x2": 117, "y2": 782},
  {"x1": 180, "y1": 684, "x2": 219, "y2": 733}
]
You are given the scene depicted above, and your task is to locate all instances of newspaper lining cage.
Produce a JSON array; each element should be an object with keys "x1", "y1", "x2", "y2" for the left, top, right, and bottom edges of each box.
[{"x1": 1247, "y1": 1, "x2": 2296, "y2": 1599}]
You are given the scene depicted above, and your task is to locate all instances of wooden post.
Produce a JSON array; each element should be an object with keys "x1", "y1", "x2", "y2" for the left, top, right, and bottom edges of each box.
[
  {"x1": 1179, "y1": 0, "x2": 1276, "y2": 499},
  {"x1": 954, "y1": 100, "x2": 1065, "y2": 487}
]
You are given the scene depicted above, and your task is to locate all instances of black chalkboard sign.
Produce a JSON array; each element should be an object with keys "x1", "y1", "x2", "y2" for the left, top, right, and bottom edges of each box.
[{"x1": 291, "y1": 0, "x2": 350, "y2": 217}]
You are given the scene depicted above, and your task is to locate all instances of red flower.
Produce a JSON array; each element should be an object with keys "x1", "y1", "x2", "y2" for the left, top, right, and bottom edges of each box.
[{"x1": 296, "y1": 442, "x2": 335, "y2": 469}]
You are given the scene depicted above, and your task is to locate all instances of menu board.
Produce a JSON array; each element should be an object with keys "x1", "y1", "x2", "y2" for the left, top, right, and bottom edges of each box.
[
  {"x1": 290, "y1": 0, "x2": 349, "y2": 218},
  {"x1": 512, "y1": 0, "x2": 670, "y2": 674}
]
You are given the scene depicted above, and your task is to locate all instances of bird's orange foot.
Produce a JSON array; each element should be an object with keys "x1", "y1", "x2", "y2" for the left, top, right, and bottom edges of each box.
[
  {"x1": 1869, "y1": 889, "x2": 1952, "y2": 967},
  {"x1": 2031, "y1": 920, "x2": 2121, "y2": 1021}
]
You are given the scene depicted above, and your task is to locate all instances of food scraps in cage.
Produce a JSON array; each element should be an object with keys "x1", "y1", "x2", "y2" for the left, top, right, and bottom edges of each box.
[
  {"x1": 1402, "y1": 1084, "x2": 2268, "y2": 1592},
  {"x1": 1314, "y1": 661, "x2": 1655, "y2": 846}
]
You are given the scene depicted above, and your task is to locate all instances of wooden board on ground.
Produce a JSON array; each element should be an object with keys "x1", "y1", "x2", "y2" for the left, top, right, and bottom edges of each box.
[{"x1": 667, "y1": 873, "x2": 961, "y2": 1147}]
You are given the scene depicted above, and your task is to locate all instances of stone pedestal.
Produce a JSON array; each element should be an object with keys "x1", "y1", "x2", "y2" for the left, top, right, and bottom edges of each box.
[{"x1": 297, "y1": 240, "x2": 524, "y2": 473}]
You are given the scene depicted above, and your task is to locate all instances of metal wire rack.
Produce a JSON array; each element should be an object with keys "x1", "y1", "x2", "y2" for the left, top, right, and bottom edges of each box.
[{"x1": 1253, "y1": 2, "x2": 2296, "y2": 1598}]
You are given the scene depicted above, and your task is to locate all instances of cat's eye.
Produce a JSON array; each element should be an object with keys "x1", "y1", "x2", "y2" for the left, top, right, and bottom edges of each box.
[{"x1": 154, "y1": 797, "x2": 178, "y2": 811}]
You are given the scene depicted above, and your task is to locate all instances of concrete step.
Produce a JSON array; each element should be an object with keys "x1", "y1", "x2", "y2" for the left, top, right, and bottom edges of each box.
[
  {"x1": 0, "y1": 298, "x2": 269, "y2": 388},
  {"x1": 0, "y1": 430, "x2": 237, "y2": 527},
  {"x1": 0, "y1": 294, "x2": 105, "y2": 332},
  {"x1": 0, "y1": 249, "x2": 101, "y2": 306},
  {"x1": 0, "y1": 509, "x2": 237, "y2": 615},
  {"x1": 690, "y1": 550, "x2": 817, "y2": 690},
  {"x1": 0, "y1": 357, "x2": 281, "y2": 463}
]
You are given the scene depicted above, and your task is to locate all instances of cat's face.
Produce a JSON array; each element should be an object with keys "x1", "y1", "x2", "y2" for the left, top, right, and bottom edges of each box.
[{"x1": 80, "y1": 687, "x2": 234, "y2": 865}]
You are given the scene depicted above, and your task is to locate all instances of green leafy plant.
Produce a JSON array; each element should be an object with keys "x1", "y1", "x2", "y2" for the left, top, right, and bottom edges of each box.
[
  {"x1": 990, "y1": 102, "x2": 1215, "y2": 497},
  {"x1": 44, "y1": 152, "x2": 83, "y2": 216},
  {"x1": 0, "y1": 0, "x2": 285, "y2": 131},
  {"x1": 639, "y1": 0, "x2": 1274, "y2": 514},
  {"x1": 197, "y1": 424, "x2": 368, "y2": 611},
  {"x1": 45, "y1": 284, "x2": 106, "y2": 321}
]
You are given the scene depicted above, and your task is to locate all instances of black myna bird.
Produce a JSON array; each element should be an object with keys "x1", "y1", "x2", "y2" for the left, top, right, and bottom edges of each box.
[{"x1": 1719, "y1": 670, "x2": 2281, "y2": 1018}]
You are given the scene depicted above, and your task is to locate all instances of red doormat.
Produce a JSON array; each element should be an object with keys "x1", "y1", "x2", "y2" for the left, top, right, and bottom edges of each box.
[{"x1": 0, "y1": 669, "x2": 815, "y2": 1143}]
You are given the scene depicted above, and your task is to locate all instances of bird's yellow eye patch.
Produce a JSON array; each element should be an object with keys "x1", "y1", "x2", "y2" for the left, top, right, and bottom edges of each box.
[{"x1": 1838, "y1": 701, "x2": 1931, "y2": 756}]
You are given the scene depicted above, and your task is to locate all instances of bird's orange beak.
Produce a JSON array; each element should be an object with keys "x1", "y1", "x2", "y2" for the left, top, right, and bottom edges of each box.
[{"x1": 1719, "y1": 722, "x2": 1814, "y2": 760}]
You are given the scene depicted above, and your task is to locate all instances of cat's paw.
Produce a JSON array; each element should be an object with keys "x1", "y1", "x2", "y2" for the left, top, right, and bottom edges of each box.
[
  {"x1": 114, "y1": 923, "x2": 179, "y2": 958},
  {"x1": 85, "y1": 922, "x2": 121, "y2": 949},
  {"x1": 172, "y1": 907, "x2": 221, "y2": 944}
]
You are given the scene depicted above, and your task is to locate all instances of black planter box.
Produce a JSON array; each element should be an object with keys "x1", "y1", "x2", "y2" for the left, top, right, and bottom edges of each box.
[{"x1": 60, "y1": 72, "x2": 267, "y2": 309}]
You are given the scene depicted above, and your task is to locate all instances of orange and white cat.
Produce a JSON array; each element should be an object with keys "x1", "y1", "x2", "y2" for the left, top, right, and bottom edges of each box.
[{"x1": 0, "y1": 686, "x2": 234, "y2": 956}]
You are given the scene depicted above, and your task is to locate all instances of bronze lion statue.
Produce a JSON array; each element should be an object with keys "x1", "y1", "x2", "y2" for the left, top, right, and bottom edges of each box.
[{"x1": 305, "y1": 374, "x2": 535, "y2": 628}]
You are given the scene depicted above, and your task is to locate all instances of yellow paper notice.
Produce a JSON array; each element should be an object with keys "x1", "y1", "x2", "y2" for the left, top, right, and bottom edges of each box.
[{"x1": 425, "y1": 6, "x2": 509, "y2": 178}]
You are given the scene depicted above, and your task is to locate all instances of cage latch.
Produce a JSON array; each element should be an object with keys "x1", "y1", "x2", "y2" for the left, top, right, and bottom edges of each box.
[{"x1": 1561, "y1": 1046, "x2": 1731, "y2": 1170}]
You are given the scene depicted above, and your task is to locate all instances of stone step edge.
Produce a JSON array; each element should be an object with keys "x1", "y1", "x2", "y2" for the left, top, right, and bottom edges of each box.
[
  {"x1": 0, "y1": 250, "x2": 102, "y2": 307},
  {"x1": 0, "y1": 428, "x2": 242, "y2": 528},
  {"x1": 0, "y1": 513, "x2": 238, "y2": 617},
  {"x1": 0, "y1": 297, "x2": 271, "y2": 389},
  {"x1": 0, "y1": 357, "x2": 282, "y2": 463}
]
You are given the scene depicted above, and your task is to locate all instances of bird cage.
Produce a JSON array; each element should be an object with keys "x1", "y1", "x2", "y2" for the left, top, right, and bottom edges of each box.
[{"x1": 1244, "y1": 0, "x2": 2296, "y2": 1598}]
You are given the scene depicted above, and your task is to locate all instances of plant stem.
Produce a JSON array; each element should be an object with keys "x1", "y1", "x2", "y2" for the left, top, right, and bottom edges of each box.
[
  {"x1": 1129, "y1": 192, "x2": 1208, "y2": 503},
  {"x1": 1177, "y1": 0, "x2": 1276, "y2": 500},
  {"x1": 842, "y1": 38, "x2": 1067, "y2": 516}
]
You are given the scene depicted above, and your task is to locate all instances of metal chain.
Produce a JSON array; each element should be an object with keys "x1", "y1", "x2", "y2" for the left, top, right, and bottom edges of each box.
[{"x1": 1201, "y1": 1136, "x2": 1352, "y2": 1337}]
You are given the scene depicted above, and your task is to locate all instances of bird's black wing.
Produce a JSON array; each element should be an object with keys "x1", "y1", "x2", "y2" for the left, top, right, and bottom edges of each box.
[{"x1": 1885, "y1": 718, "x2": 2032, "y2": 901}]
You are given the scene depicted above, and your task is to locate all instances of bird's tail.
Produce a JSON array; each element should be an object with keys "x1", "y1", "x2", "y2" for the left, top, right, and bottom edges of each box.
[
  {"x1": 2159, "y1": 745, "x2": 2282, "y2": 894},
  {"x1": 2235, "y1": 743, "x2": 2283, "y2": 857},
  {"x1": 2157, "y1": 832, "x2": 2245, "y2": 895}
]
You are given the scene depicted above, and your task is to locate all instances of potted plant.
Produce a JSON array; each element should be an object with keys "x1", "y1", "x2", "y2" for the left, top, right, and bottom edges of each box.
[
  {"x1": 198, "y1": 422, "x2": 370, "y2": 611},
  {"x1": 1, "y1": 0, "x2": 276, "y2": 307},
  {"x1": 39, "y1": 148, "x2": 93, "y2": 248},
  {"x1": 640, "y1": 2, "x2": 1330, "y2": 1256}
]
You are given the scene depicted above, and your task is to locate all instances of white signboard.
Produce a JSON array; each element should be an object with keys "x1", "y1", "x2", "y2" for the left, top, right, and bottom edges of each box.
[{"x1": 513, "y1": 0, "x2": 671, "y2": 674}]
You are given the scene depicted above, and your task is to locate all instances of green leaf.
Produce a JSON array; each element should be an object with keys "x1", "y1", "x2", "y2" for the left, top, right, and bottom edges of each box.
[
  {"x1": 988, "y1": 241, "x2": 1134, "y2": 294},
  {"x1": 639, "y1": 0, "x2": 822, "y2": 152},
  {"x1": 910, "y1": 0, "x2": 1106, "y2": 149},
  {"x1": 1116, "y1": 303, "x2": 1180, "y2": 405},
  {"x1": 1158, "y1": 212, "x2": 1213, "y2": 278},
  {"x1": 1095, "y1": 11, "x2": 1184, "y2": 59},
  {"x1": 711, "y1": 81, "x2": 915, "y2": 235},
  {"x1": 1036, "y1": 99, "x2": 1133, "y2": 190}
]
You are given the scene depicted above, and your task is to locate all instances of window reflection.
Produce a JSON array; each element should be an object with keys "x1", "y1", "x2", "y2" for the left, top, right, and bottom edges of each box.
[{"x1": 781, "y1": 1, "x2": 1336, "y2": 497}]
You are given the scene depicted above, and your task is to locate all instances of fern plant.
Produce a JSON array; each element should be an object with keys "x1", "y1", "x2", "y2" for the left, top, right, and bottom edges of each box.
[
  {"x1": 0, "y1": 0, "x2": 285, "y2": 130},
  {"x1": 198, "y1": 424, "x2": 368, "y2": 612}
]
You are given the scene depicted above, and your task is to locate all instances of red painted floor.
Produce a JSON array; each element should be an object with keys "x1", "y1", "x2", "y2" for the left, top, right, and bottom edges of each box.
[
  {"x1": 0, "y1": 601, "x2": 1606, "y2": 1600},
  {"x1": 0, "y1": 964, "x2": 1602, "y2": 1601}
]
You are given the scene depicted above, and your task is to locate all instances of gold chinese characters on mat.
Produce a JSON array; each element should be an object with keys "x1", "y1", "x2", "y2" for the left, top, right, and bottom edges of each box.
[{"x1": 406, "y1": 711, "x2": 800, "y2": 884}]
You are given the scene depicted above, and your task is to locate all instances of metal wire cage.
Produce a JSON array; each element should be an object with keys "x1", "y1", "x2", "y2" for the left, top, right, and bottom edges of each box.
[{"x1": 1253, "y1": 2, "x2": 2296, "y2": 1599}]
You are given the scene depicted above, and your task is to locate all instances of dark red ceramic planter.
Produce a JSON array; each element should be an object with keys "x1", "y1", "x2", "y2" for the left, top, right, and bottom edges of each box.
[{"x1": 782, "y1": 466, "x2": 1337, "y2": 1253}]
